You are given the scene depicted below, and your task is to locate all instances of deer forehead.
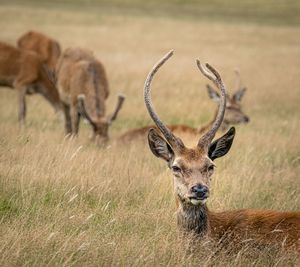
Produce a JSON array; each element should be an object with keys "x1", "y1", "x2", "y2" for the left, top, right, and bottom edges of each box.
[
  {"x1": 94, "y1": 117, "x2": 109, "y2": 125},
  {"x1": 173, "y1": 154, "x2": 212, "y2": 170},
  {"x1": 100, "y1": 117, "x2": 109, "y2": 123}
]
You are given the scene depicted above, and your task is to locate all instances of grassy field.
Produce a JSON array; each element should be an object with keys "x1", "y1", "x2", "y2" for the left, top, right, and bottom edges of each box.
[{"x1": 0, "y1": 1, "x2": 300, "y2": 266}]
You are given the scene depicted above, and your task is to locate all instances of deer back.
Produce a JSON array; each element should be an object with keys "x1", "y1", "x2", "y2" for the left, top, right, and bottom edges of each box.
[
  {"x1": 0, "y1": 42, "x2": 23, "y2": 85},
  {"x1": 56, "y1": 48, "x2": 109, "y2": 116},
  {"x1": 71, "y1": 60, "x2": 107, "y2": 119},
  {"x1": 17, "y1": 30, "x2": 61, "y2": 70},
  {"x1": 0, "y1": 42, "x2": 61, "y2": 111}
]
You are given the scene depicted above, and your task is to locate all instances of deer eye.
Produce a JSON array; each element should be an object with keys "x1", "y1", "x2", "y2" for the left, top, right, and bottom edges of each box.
[
  {"x1": 207, "y1": 165, "x2": 215, "y2": 172},
  {"x1": 172, "y1": 165, "x2": 181, "y2": 172}
]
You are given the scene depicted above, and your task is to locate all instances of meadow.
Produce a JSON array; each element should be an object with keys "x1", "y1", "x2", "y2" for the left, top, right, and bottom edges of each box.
[{"x1": 0, "y1": 1, "x2": 300, "y2": 266}]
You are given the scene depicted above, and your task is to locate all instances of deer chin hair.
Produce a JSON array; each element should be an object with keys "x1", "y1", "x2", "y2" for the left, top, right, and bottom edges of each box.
[{"x1": 190, "y1": 198, "x2": 207, "y2": 206}]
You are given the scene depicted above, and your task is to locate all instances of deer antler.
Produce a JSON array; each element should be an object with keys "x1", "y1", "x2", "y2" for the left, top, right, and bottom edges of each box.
[
  {"x1": 196, "y1": 61, "x2": 226, "y2": 148},
  {"x1": 108, "y1": 94, "x2": 125, "y2": 123},
  {"x1": 144, "y1": 50, "x2": 184, "y2": 150},
  {"x1": 77, "y1": 95, "x2": 97, "y2": 128}
]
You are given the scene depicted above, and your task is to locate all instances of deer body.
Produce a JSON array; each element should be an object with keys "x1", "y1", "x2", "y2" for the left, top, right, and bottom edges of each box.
[
  {"x1": 144, "y1": 51, "x2": 300, "y2": 253},
  {"x1": 119, "y1": 124, "x2": 199, "y2": 142},
  {"x1": 17, "y1": 30, "x2": 61, "y2": 71},
  {"x1": 56, "y1": 48, "x2": 124, "y2": 144},
  {"x1": 0, "y1": 42, "x2": 61, "y2": 126},
  {"x1": 178, "y1": 201, "x2": 300, "y2": 250}
]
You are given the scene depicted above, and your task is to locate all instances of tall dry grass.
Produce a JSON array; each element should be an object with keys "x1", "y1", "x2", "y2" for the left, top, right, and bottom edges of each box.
[{"x1": 0, "y1": 1, "x2": 299, "y2": 266}]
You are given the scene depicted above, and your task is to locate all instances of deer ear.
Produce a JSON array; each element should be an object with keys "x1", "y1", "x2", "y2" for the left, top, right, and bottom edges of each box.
[
  {"x1": 206, "y1": 84, "x2": 220, "y2": 103},
  {"x1": 233, "y1": 87, "x2": 246, "y2": 102},
  {"x1": 148, "y1": 128, "x2": 174, "y2": 163},
  {"x1": 208, "y1": 127, "x2": 235, "y2": 160}
]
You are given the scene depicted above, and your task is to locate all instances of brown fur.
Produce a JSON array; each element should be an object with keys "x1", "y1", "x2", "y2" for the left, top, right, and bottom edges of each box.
[
  {"x1": 0, "y1": 42, "x2": 61, "y2": 126},
  {"x1": 56, "y1": 47, "x2": 119, "y2": 144},
  {"x1": 17, "y1": 31, "x2": 61, "y2": 71},
  {"x1": 209, "y1": 209, "x2": 300, "y2": 249},
  {"x1": 119, "y1": 124, "x2": 199, "y2": 142}
]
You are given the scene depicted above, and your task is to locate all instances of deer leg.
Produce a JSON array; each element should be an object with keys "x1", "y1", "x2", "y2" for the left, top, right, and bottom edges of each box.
[
  {"x1": 62, "y1": 103, "x2": 72, "y2": 135},
  {"x1": 70, "y1": 104, "x2": 80, "y2": 136},
  {"x1": 76, "y1": 112, "x2": 81, "y2": 134},
  {"x1": 17, "y1": 86, "x2": 27, "y2": 128}
]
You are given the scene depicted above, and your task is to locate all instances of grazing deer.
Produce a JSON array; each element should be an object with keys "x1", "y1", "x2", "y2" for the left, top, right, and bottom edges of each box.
[
  {"x1": 0, "y1": 42, "x2": 61, "y2": 126},
  {"x1": 56, "y1": 48, "x2": 125, "y2": 145},
  {"x1": 144, "y1": 51, "x2": 300, "y2": 252},
  {"x1": 118, "y1": 70, "x2": 249, "y2": 143},
  {"x1": 17, "y1": 30, "x2": 61, "y2": 71}
]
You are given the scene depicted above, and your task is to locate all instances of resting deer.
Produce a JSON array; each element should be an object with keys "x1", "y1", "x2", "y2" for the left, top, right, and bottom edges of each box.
[
  {"x1": 17, "y1": 30, "x2": 61, "y2": 71},
  {"x1": 206, "y1": 69, "x2": 249, "y2": 132},
  {"x1": 144, "y1": 51, "x2": 300, "y2": 252},
  {"x1": 0, "y1": 42, "x2": 61, "y2": 126},
  {"x1": 56, "y1": 48, "x2": 125, "y2": 145},
  {"x1": 119, "y1": 70, "x2": 249, "y2": 142}
]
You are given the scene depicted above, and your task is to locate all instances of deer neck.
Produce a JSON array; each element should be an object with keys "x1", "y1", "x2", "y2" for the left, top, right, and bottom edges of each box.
[
  {"x1": 176, "y1": 200, "x2": 210, "y2": 237},
  {"x1": 38, "y1": 67, "x2": 61, "y2": 111}
]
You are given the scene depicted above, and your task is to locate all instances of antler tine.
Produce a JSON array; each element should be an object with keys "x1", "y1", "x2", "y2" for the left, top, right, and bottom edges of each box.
[
  {"x1": 196, "y1": 60, "x2": 219, "y2": 87},
  {"x1": 109, "y1": 94, "x2": 125, "y2": 123},
  {"x1": 196, "y1": 61, "x2": 227, "y2": 148},
  {"x1": 77, "y1": 95, "x2": 97, "y2": 128},
  {"x1": 144, "y1": 50, "x2": 184, "y2": 150}
]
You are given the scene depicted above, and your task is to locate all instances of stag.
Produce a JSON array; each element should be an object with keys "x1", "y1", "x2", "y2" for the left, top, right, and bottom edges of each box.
[
  {"x1": 0, "y1": 42, "x2": 61, "y2": 126},
  {"x1": 56, "y1": 48, "x2": 125, "y2": 145},
  {"x1": 144, "y1": 51, "x2": 300, "y2": 252},
  {"x1": 17, "y1": 31, "x2": 61, "y2": 71},
  {"x1": 119, "y1": 70, "x2": 249, "y2": 142}
]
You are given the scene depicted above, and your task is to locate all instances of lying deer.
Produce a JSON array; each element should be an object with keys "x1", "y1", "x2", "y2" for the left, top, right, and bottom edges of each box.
[
  {"x1": 0, "y1": 42, "x2": 61, "y2": 126},
  {"x1": 206, "y1": 69, "x2": 249, "y2": 132},
  {"x1": 119, "y1": 70, "x2": 249, "y2": 142},
  {"x1": 17, "y1": 30, "x2": 61, "y2": 71},
  {"x1": 144, "y1": 51, "x2": 300, "y2": 252},
  {"x1": 56, "y1": 48, "x2": 125, "y2": 145}
]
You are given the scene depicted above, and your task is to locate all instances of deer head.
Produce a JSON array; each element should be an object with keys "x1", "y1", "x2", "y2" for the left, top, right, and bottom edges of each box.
[
  {"x1": 145, "y1": 51, "x2": 235, "y2": 207},
  {"x1": 206, "y1": 69, "x2": 249, "y2": 131},
  {"x1": 77, "y1": 94, "x2": 125, "y2": 145}
]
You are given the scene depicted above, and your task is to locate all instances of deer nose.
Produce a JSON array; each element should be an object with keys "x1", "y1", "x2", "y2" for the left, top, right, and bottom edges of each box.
[{"x1": 191, "y1": 184, "x2": 209, "y2": 199}]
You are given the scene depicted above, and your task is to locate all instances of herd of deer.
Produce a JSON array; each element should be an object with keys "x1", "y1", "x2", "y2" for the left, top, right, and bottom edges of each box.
[
  {"x1": 0, "y1": 31, "x2": 299, "y2": 255},
  {"x1": 0, "y1": 31, "x2": 125, "y2": 144}
]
